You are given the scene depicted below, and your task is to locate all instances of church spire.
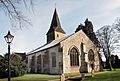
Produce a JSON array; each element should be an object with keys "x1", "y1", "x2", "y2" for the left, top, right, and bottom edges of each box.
[
  {"x1": 46, "y1": 8, "x2": 66, "y2": 43},
  {"x1": 47, "y1": 8, "x2": 66, "y2": 34}
]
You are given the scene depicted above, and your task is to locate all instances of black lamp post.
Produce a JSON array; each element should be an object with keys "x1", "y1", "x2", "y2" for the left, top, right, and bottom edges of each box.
[{"x1": 4, "y1": 31, "x2": 14, "y2": 81}]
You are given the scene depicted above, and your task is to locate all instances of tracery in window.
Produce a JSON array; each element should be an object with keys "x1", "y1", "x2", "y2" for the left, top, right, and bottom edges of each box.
[
  {"x1": 88, "y1": 49, "x2": 94, "y2": 62},
  {"x1": 69, "y1": 47, "x2": 79, "y2": 66}
]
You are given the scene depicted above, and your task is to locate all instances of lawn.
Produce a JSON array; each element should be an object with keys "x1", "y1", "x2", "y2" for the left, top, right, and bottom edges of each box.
[
  {"x1": 0, "y1": 73, "x2": 81, "y2": 81},
  {"x1": 0, "y1": 69, "x2": 120, "y2": 81},
  {"x1": 0, "y1": 74, "x2": 60, "y2": 81},
  {"x1": 83, "y1": 69, "x2": 120, "y2": 81}
]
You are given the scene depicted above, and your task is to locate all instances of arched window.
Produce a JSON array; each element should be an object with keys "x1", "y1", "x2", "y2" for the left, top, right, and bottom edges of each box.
[
  {"x1": 30, "y1": 55, "x2": 35, "y2": 73},
  {"x1": 37, "y1": 55, "x2": 41, "y2": 73},
  {"x1": 51, "y1": 53, "x2": 56, "y2": 67},
  {"x1": 37, "y1": 55, "x2": 41, "y2": 65},
  {"x1": 88, "y1": 49, "x2": 95, "y2": 62},
  {"x1": 69, "y1": 47, "x2": 79, "y2": 66}
]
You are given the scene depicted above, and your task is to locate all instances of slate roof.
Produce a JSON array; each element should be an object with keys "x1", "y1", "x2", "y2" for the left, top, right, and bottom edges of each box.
[
  {"x1": 28, "y1": 35, "x2": 71, "y2": 54},
  {"x1": 28, "y1": 26, "x2": 99, "y2": 55}
]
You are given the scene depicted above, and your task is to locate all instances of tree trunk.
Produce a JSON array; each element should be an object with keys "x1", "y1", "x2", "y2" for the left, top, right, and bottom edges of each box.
[
  {"x1": 108, "y1": 57, "x2": 112, "y2": 71},
  {"x1": 98, "y1": 51, "x2": 103, "y2": 71},
  {"x1": 107, "y1": 47, "x2": 112, "y2": 71},
  {"x1": 105, "y1": 41, "x2": 112, "y2": 71}
]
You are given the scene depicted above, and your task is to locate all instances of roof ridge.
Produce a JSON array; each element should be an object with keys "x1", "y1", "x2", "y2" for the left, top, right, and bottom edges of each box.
[{"x1": 28, "y1": 35, "x2": 69, "y2": 54}]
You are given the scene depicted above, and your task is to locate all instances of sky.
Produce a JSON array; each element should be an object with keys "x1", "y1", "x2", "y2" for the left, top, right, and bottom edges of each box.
[{"x1": 0, "y1": 0, "x2": 120, "y2": 58}]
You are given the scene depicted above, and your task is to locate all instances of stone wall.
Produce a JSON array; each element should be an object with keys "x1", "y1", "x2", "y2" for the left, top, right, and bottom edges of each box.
[
  {"x1": 27, "y1": 45, "x2": 63, "y2": 74},
  {"x1": 27, "y1": 29, "x2": 101, "y2": 74},
  {"x1": 61, "y1": 30, "x2": 100, "y2": 73}
]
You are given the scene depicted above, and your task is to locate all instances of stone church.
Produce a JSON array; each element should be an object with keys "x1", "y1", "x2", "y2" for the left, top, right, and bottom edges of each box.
[{"x1": 27, "y1": 9, "x2": 101, "y2": 74}]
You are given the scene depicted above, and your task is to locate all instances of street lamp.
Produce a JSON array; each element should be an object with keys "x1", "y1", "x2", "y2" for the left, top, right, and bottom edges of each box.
[{"x1": 4, "y1": 31, "x2": 14, "y2": 81}]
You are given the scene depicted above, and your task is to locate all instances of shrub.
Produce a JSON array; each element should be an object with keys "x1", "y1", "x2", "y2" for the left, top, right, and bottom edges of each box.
[{"x1": 0, "y1": 54, "x2": 27, "y2": 78}]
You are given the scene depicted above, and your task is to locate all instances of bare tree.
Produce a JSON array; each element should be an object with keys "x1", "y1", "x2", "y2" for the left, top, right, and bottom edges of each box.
[
  {"x1": 114, "y1": 17, "x2": 120, "y2": 32},
  {"x1": 96, "y1": 25, "x2": 120, "y2": 71},
  {"x1": 0, "y1": 0, "x2": 34, "y2": 30}
]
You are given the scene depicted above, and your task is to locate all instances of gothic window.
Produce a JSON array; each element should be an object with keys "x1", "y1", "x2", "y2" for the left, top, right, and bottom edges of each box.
[
  {"x1": 69, "y1": 47, "x2": 79, "y2": 66},
  {"x1": 37, "y1": 55, "x2": 41, "y2": 64},
  {"x1": 51, "y1": 53, "x2": 56, "y2": 67},
  {"x1": 37, "y1": 55, "x2": 41, "y2": 73},
  {"x1": 43, "y1": 53, "x2": 49, "y2": 67},
  {"x1": 88, "y1": 49, "x2": 95, "y2": 62},
  {"x1": 30, "y1": 55, "x2": 35, "y2": 73},
  {"x1": 31, "y1": 55, "x2": 35, "y2": 66}
]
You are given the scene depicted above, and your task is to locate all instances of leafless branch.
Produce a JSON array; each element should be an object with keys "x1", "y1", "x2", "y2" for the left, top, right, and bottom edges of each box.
[{"x1": 0, "y1": 0, "x2": 34, "y2": 30}]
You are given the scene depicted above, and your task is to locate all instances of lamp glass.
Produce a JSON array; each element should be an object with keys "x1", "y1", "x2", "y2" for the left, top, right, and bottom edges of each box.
[{"x1": 4, "y1": 31, "x2": 14, "y2": 44}]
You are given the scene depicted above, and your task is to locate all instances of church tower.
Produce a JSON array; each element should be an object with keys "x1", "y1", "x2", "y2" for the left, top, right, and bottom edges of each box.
[{"x1": 46, "y1": 9, "x2": 66, "y2": 43}]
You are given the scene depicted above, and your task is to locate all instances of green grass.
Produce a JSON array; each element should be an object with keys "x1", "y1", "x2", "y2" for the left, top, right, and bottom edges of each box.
[
  {"x1": 1, "y1": 69, "x2": 120, "y2": 81},
  {"x1": 0, "y1": 74, "x2": 60, "y2": 81},
  {"x1": 0, "y1": 73, "x2": 80, "y2": 81},
  {"x1": 64, "y1": 73, "x2": 80, "y2": 77},
  {"x1": 83, "y1": 69, "x2": 120, "y2": 81}
]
